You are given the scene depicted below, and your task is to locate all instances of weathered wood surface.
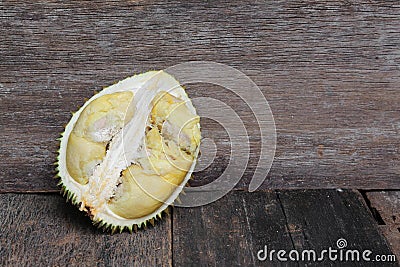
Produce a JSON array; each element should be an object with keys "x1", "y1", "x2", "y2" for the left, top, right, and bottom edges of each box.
[
  {"x1": 276, "y1": 190, "x2": 398, "y2": 266},
  {"x1": 0, "y1": 193, "x2": 172, "y2": 266},
  {"x1": 1, "y1": 1, "x2": 400, "y2": 192},
  {"x1": 172, "y1": 190, "x2": 293, "y2": 266},
  {"x1": 366, "y1": 191, "x2": 400, "y2": 262},
  {"x1": 173, "y1": 190, "x2": 398, "y2": 266},
  {"x1": 0, "y1": 190, "x2": 397, "y2": 266}
]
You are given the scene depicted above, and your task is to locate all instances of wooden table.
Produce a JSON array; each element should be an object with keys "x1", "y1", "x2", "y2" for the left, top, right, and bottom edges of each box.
[{"x1": 1, "y1": 1, "x2": 399, "y2": 266}]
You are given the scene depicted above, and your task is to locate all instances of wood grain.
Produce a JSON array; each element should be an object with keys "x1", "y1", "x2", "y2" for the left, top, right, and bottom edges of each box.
[
  {"x1": 173, "y1": 190, "x2": 398, "y2": 266},
  {"x1": 366, "y1": 191, "x2": 400, "y2": 261},
  {"x1": 172, "y1": 190, "x2": 293, "y2": 266},
  {"x1": 0, "y1": 191, "x2": 397, "y2": 266},
  {"x1": 1, "y1": 1, "x2": 400, "y2": 192},
  {"x1": 0, "y1": 194, "x2": 172, "y2": 266},
  {"x1": 277, "y1": 190, "x2": 398, "y2": 266}
]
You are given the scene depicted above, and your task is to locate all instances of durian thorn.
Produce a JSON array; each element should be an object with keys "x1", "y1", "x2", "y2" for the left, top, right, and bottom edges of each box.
[
  {"x1": 111, "y1": 226, "x2": 118, "y2": 235},
  {"x1": 92, "y1": 210, "x2": 166, "y2": 233},
  {"x1": 164, "y1": 207, "x2": 170, "y2": 215}
]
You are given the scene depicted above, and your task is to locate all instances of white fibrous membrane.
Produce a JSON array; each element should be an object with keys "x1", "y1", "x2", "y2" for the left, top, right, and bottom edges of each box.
[{"x1": 57, "y1": 71, "x2": 201, "y2": 231}]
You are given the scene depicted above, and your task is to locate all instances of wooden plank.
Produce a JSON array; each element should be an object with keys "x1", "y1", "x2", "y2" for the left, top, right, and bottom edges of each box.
[
  {"x1": 1, "y1": 1, "x2": 400, "y2": 192},
  {"x1": 365, "y1": 191, "x2": 400, "y2": 262},
  {"x1": 366, "y1": 191, "x2": 400, "y2": 228},
  {"x1": 0, "y1": 190, "x2": 397, "y2": 266},
  {"x1": 0, "y1": 194, "x2": 172, "y2": 266},
  {"x1": 277, "y1": 190, "x2": 398, "y2": 266},
  {"x1": 173, "y1": 190, "x2": 398, "y2": 266},
  {"x1": 172, "y1": 190, "x2": 294, "y2": 266}
]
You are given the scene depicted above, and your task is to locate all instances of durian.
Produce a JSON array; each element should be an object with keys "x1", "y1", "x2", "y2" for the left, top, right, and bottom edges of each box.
[{"x1": 56, "y1": 71, "x2": 201, "y2": 233}]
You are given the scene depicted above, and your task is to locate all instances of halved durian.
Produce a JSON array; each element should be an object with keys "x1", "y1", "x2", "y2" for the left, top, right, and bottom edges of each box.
[{"x1": 57, "y1": 71, "x2": 201, "y2": 233}]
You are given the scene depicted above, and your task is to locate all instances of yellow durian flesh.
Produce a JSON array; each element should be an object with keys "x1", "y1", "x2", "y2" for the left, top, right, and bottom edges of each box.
[
  {"x1": 107, "y1": 91, "x2": 199, "y2": 219},
  {"x1": 151, "y1": 92, "x2": 201, "y2": 152},
  {"x1": 66, "y1": 132, "x2": 106, "y2": 185},
  {"x1": 66, "y1": 91, "x2": 134, "y2": 185},
  {"x1": 106, "y1": 165, "x2": 177, "y2": 219}
]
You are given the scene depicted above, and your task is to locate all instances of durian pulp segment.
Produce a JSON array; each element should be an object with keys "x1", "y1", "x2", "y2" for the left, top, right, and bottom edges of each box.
[
  {"x1": 107, "y1": 91, "x2": 200, "y2": 219},
  {"x1": 59, "y1": 71, "x2": 200, "y2": 229},
  {"x1": 66, "y1": 91, "x2": 134, "y2": 185}
]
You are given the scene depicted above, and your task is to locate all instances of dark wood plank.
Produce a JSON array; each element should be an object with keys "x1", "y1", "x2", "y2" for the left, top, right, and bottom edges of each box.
[
  {"x1": 365, "y1": 191, "x2": 400, "y2": 262},
  {"x1": 173, "y1": 190, "x2": 398, "y2": 266},
  {"x1": 172, "y1": 190, "x2": 294, "y2": 266},
  {"x1": 277, "y1": 190, "x2": 398, "y2": 266},
  {"x1": 0, "y1": 190, "x2": 397, "y2": 266},
  {"x1": 1, "y1": 1, "x2": 400, "y2": 192},
  {"x1": 0, "y1": 194, "x2": 172, "y2": 266}
]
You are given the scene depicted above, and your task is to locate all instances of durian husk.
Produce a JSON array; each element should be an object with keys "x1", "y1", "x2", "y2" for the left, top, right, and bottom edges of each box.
[{"x1": 56, "y1": 71, "x2": 200, "y2": 233}]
